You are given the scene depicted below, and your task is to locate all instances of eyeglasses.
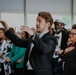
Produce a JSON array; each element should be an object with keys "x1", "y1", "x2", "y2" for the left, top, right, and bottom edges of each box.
[{"x1": 69, "y1": 32, "x2": 76, "y2": 36}]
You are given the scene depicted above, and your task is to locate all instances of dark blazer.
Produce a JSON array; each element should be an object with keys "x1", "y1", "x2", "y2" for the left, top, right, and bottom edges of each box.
[
  {"x1": 61, "y1": 28, "x2": 69, "y2": 50},
  {"x1": 62, "y1": 43, "x2": 76, "y2": 75},
  {"x1": 5, "y1": 29, "x2": 57, "y2": 75}
]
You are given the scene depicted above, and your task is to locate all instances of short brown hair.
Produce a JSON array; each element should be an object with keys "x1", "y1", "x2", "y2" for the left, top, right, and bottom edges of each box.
[
  {"x1": 38, "y1": 11, "x2": 53, "y2": 26},
  {"x1": 72, "y1": 24, "x2": 76, "y2": 29}
]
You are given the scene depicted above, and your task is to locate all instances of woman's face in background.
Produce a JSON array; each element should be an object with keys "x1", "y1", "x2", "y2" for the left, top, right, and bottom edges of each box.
[
  {"x1": 0, "y1": 30, "x2": 5, "y2": 40},
  {"x1": 69, "y1": 29, "x2": 76, "y2": 44},
  {"x1": 21, "y1": 31, "x2": 26, "y2": 39}
]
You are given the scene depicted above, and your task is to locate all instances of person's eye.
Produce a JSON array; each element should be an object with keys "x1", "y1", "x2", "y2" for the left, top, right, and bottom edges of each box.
[{"x1": 38, "y1": 20, "x2": 41, "y2": 23}]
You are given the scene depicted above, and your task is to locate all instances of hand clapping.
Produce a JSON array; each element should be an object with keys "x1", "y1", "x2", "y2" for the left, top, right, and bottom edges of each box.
[{"x1": 0, "y1": 20, "x2": 10, "y2": 30}]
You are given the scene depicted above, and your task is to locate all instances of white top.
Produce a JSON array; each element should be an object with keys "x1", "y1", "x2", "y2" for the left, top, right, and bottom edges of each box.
[{"x1": 53, "y1": 32, "x2": 62, "y2": 58}]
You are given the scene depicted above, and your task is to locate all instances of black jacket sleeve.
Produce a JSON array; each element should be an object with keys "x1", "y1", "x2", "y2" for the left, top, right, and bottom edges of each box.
[
  {"x1": 32, "y1": 34, "x2": 57, "y2": 54},
  {"x1": 5, "y1": 29, "x2": 30, "y2": 48}
]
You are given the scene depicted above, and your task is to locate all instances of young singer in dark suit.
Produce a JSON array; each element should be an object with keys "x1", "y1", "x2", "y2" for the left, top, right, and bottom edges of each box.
[{"x1": 0, "y1": 11, "x2": 57, "y2": 75}]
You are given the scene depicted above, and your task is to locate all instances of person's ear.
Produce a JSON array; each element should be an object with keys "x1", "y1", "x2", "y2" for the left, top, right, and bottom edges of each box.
[{"x1": 46, "y1": 22, "x2": 50, "y2": 27}]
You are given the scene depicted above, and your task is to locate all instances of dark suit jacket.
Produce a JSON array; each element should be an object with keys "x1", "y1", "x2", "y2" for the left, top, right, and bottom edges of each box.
[
  {"x1": 62, "y1": 43, "x2": 76, "y2": 75},
  {"x1": 61, "y1": 28, "x2": 69, "y2": 50},
  {"x1": 5, "y1": 29, "x2": 57, "y2": 75}
]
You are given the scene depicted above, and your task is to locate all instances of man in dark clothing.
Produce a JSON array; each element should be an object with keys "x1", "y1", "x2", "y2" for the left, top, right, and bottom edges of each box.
[
  {"x1": 52, "y1": 20, "x2": 69, "y2": 75},
  {"x1": 60, "y1": 22, "x2": 69, "y2": 50},
  {"x1": 0, "y1": 11, "x2": 57, "y2": 75}
]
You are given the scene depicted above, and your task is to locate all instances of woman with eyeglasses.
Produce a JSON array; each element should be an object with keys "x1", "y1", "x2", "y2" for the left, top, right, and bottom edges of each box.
[{"x1": 58, "y1": 24, "x2": 76, "y2": 75}]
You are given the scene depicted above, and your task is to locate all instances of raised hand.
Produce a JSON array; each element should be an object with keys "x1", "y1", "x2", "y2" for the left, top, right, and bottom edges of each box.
[
  {"x1": 58, "y1": 47, "x2": 74, "y2": 55},
  {"x1": 64, "y1": 47, "x2": 74, "y2": 53},
  {"x1": 0, "y1": 20, "x2": 10, "y2": 30},
  {"x1": 20, "y1": 26, "x2": 34, "y2": 36},
  {"x1": 5, "y1": 57, "x2": 10, "y2": 62}
]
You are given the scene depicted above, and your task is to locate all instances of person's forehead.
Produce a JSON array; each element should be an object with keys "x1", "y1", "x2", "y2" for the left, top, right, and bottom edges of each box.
[
  {"x1": 54, "y1": 23, "x2": 60, "y2": 26},
  {"x1": 71, "y1": 29, "x2": 76, "y2": 32},
  {"x1": 37, "y1": 16, "x2": 44, "y2": 20},
  {"x1": 0, "y1": 30, "x2": 3, "y2": 32}
]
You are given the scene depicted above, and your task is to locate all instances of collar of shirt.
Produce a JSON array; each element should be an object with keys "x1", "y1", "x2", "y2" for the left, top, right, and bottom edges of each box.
[{"x1": 38, "y1": 31, "x2": 49, "y2": 38}]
